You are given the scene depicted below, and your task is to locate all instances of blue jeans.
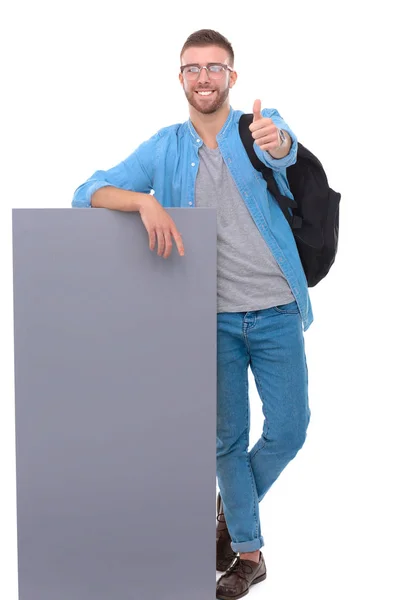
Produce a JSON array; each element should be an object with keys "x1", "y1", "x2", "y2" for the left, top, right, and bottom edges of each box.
[{"x1": 216, "y1": 300, "x2": 310, "y2": 553}]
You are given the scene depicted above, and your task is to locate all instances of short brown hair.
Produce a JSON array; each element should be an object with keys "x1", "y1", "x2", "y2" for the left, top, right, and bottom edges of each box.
[{"x1": 180, "y1": 29, "x2": 234, "y2": 67}]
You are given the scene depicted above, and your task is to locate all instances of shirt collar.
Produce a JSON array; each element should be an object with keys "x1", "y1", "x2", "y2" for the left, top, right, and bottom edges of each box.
[{"x1": 186, "y1": 106, "x2": 235, "y2": 147}]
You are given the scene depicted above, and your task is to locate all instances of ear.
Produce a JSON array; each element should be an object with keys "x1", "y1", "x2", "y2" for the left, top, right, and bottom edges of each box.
[
  {"x1": 229, "y1": 70, "x2": 237, "y2": 89},
  {"x1": 179, "y1": 72, "x2": 185, "y2": 87}
]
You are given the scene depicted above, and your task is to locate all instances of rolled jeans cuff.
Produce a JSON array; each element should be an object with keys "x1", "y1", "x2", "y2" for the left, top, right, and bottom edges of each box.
[{"x1": 231, "y1": 536, "x2": 264, "y2": 553}]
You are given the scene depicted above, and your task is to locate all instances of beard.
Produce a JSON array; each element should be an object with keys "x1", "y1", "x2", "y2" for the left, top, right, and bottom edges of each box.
[{"x1": 185, "y1": 86, "x2": 230, "y2": 115}]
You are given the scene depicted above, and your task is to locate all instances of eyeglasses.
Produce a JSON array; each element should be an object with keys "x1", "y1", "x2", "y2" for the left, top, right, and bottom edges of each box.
[{"x1": 180, "y1": 63, "x2": 234, "y2": 81}]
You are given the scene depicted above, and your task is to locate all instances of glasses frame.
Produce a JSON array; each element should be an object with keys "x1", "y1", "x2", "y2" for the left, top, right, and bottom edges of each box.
[{"x1": 180, "y1": 62, "x2": 234, "y2": 80}]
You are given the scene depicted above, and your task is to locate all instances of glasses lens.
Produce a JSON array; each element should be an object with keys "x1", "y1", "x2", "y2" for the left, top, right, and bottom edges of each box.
[
  {"x1": 184, "y1": 66, "x2": 200, "y2": 80},
  {"x1": 208, "y1": 64, "x2": 225, "y2": 78}
]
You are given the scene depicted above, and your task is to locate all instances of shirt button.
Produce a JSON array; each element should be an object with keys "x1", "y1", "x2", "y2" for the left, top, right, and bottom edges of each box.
[
  {"x1": 196, "y1": 139, "x2": 200, "y2": 143},
  {"x1": 188, "y1": 202, "x2": 193, "y2": 206},
  {"x1": 191, "y1": 162, "x2": 196, "y2": 167}
]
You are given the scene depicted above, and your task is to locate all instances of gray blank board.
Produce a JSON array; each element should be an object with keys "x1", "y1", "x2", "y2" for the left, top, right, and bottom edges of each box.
[{"x1": 12, "y1": 208, "x2": 217, "y2": 600}]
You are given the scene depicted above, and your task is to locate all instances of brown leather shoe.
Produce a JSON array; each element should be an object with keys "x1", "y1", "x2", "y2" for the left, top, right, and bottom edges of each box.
[
  {"x1": 216, "y1": 492, "x2": 237, "y2": 572},
  {"x1": 216, "y1": 552, "x2": 267, "y2": 600}
]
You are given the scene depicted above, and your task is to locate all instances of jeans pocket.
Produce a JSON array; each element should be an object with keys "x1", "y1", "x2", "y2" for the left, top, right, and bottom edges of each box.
[{"x1": 273, "y1": 300, "x2": 299, "y2": 314}]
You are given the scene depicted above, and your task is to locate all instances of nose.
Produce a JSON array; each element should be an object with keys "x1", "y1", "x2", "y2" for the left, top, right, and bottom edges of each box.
[{"x1": 197, "y1": 66, "x2": 210, "y2": 84}]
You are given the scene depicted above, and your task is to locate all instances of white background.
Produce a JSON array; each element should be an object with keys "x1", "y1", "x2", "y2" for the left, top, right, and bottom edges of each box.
[{"x1": 1, "y1": 1, "x2": 394, "y2": 598}]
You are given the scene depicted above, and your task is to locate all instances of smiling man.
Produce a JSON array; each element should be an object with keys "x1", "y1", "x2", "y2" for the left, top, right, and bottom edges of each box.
[{"x1": 72, "y1": 29, "x2": 313, "y2": 600}]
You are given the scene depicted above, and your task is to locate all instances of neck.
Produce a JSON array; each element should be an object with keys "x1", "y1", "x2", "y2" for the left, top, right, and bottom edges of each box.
[{"x1": 189, "y1": 102, "x2": 230, "y2": 147}]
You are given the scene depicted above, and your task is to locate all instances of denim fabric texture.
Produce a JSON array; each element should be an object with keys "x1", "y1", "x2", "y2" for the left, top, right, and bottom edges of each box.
[{"x1": 217, "y1": 301, "x2": 310, "y2": 551}]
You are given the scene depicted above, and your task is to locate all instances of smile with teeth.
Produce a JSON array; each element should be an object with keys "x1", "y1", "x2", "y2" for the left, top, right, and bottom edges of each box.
[{"x1": 197, "y1": 90, "x2": 215, "y2": 96}]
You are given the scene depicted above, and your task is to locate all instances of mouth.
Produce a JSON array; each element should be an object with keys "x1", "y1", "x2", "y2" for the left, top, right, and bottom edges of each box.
[{"x1": 195, "y1": 90, "x2": 216, "y2": 97}]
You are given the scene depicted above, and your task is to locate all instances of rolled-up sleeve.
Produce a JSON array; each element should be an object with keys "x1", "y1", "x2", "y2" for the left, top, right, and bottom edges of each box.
[
  {"x1": 253, "y1": 108, "x2": 298, "y2": 171},
  {"x1": 72, "y1": 132, "x2": 160, "y2": 207}
]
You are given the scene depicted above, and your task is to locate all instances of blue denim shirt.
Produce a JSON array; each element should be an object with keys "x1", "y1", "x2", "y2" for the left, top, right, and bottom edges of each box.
[{"x1": 72, "y1": 106, "x2": 313, "y2": 330}]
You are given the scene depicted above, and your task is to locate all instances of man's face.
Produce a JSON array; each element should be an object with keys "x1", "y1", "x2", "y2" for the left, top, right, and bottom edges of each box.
[{"x1": 179, "y1": 45, "x2": 236, "y2": 115}]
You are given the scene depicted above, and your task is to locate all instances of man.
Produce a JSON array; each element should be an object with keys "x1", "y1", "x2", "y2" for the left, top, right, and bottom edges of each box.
[{"x1": 72, "y1": 29, "x2": 312, "y2": 600}]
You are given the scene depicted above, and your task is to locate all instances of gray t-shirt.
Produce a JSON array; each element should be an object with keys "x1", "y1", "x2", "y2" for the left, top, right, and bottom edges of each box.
[{"x1": 195, "y1": 143, "x2": 294, "y2": 313}]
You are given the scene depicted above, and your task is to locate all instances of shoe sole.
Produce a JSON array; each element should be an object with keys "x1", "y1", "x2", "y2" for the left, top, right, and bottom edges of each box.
[{"x1": 216, "y1": 571, "x2": 267, "y2": 600}]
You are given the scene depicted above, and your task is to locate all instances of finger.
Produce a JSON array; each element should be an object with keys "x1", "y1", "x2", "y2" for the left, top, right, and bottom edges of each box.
[
  {"x1": 259, "y1": 145, "x2": 276, "y2": 152},
  {"x1": 171, "y1": 228, "x2": 185, "y2": 256},
  {"x1": 156, "y1": 230, "x2": 166, "y2": 256},
  {"x1": 251, "y1": 128, "x2": 276, "y2": 141},
  {"x1": 252, "y1": 99, "x2": 262, "y2": 122},
  {"x1": 248, "y1": 117, "x2": 273, "y2": 133},
  {"x1": 148, "y1": 229, "x2": 156, "y2": 251},
  {"x1": 256, "y1": 138, "x2": 279, "y2": 151},
  {"x1": 252, "y1": 130, "x2": 278, "y2": 143},
  {"x1": 163, "y1": 230, "x2": 173, "y2": 259}
]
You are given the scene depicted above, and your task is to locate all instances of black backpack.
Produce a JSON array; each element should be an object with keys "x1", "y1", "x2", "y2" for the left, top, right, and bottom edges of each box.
[{"x1": 239, "y1": 114, "x2": 341, "y2": 287}]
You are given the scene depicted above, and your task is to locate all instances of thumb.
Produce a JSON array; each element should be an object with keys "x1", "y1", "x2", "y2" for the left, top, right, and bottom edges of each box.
[{"x1": 253, "y1": 99, "x2": 262, "y2": 121}]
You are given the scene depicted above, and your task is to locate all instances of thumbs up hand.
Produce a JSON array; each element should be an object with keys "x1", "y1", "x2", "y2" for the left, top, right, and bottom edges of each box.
[{"x1": 248, "y1": 99, "x2": 281, "y2": 152}]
